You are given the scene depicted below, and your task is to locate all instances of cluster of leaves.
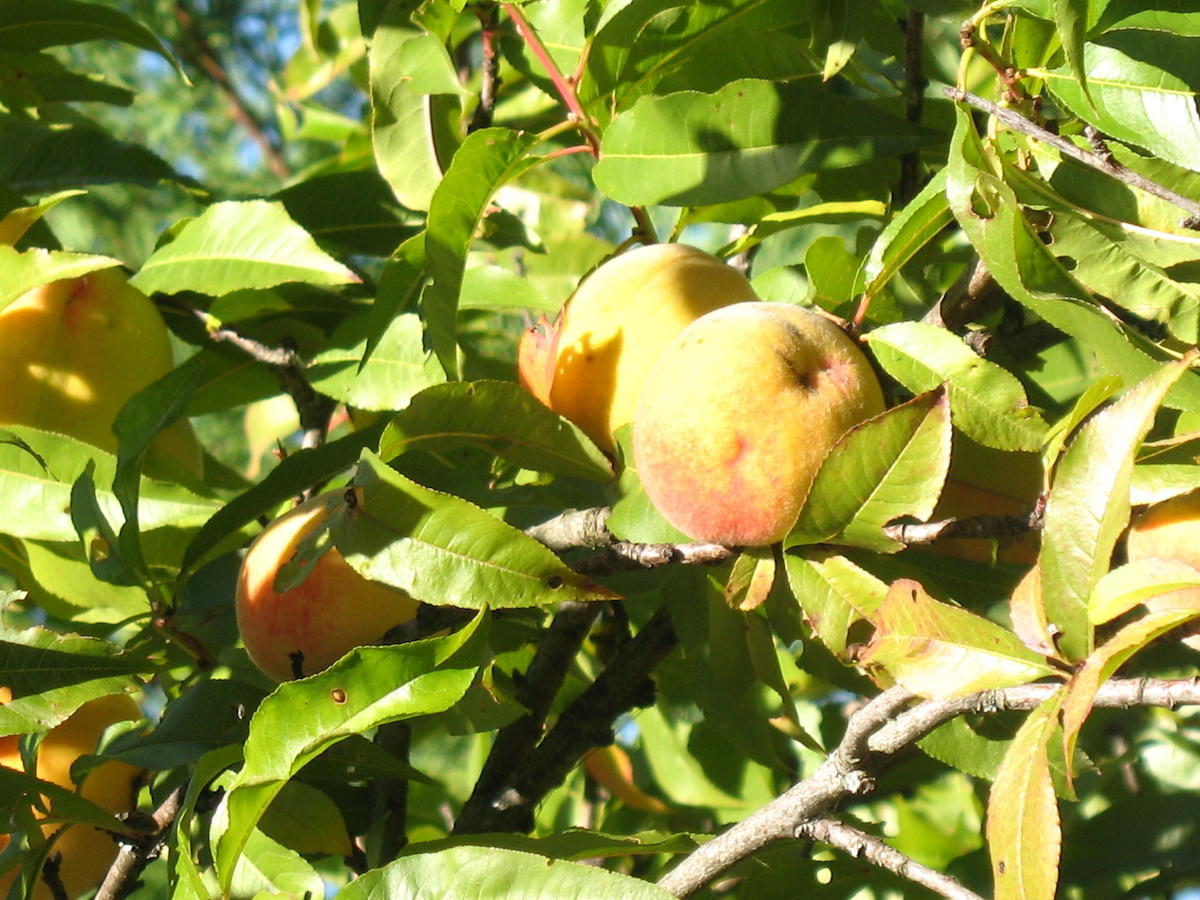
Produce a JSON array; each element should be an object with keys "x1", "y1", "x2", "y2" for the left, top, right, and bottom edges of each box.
[{"x1": 2, "y1": 1, "x2": 1200, "y2": 898}]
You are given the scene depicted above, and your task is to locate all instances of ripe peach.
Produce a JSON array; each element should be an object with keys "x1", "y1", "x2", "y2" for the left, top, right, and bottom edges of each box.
[
  {"x1": 633, "y1": 302, "x2": 885, "y2": 546},
  {"x1": 236, "y1": 490, "x2": 421, "y2": 681},
  {"x1": 0, "y1": 692, "x2": 143, "y2": 900},
  {"x1": 519, "y1": 243, "x2": 758, "y2": 453},
  {"x1": 0, "y1": 269, "x2": 203, "y2": 477}
]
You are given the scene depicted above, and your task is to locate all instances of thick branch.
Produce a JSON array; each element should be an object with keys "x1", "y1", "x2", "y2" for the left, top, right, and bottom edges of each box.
[
  {"x1": 453, "y1": 605, "x2": 677, "y2": 834},
  {"x1": 795, "y1": 817, "x2": 984, "y2": 900},
  {"x1": 95, "y1": 783, "x2": 186, "y2": 900},
  {"x1": 658, "y1": 677, "x2": 1200, "y2": 897},
  {"x1": 946, "y1": 88, "x2": 1200, "y2": 228}
]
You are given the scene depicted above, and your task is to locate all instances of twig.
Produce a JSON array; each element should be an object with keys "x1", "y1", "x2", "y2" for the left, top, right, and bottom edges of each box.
[
  {"x1": 524, "y1": 507, "x2": 613, "y2": 550},
  {"x1": 945, "y1": 88, "x2": 1200, "y2": 229},
  {"x1": 453, "y1": 605, "x2": 678, "y2": 834},
  {"x1": 469, "y1": 3, "x2": 501, "y2": 131},
  {"x1": 190, "y1": 309, "x2": 336, "y2": 456},
  {"x1": 454, "y1": 601, "x2": 605, "y2": 833},
  {"x1": 657, "y1": 677, "x2": 1200, "y2": 896},
  {"x1": 898, "y1": 10, "x2": 927, "y2": 206},
  {"x1": 882, "y1": 508, "x2": 1041, "y2": 546},
  {"x1": 95, "y1": 783, "x2": 187, "y2": 900},
  {"x1": 923, "y1": 258, "x2": 1003, "y2": 333},
  {"x1": 172, "y1": 1, "x2": 289, "y2": 180},
  {"x1": 795, "y1": 817, "x2": 985, "y2": 900}
]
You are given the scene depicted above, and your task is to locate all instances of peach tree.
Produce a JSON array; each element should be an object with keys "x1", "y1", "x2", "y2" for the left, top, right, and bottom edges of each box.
[{"x1": 2, "y1": 1, "x2": 1200, "y2": 898}]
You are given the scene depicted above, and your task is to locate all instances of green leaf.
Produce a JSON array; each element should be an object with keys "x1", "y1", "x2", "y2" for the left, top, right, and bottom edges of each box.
[
  {"x1": 1042, "y1": 38, "x2": 1200, "y2": 173},
  {"x1": 860, "y1": 167, "x2": 953, "y2": 305},
  {"x1": 1052, "y1": 0, "x2": 1092, "y2": 110},
  {"x1": 0, "y1": 246, "x2": 119, "y2": 312},
  {"x1": 424, "y1": 127, "x2": 540, "y2": 378},
  {"x1": 338, "y1": 845, "x2": 679, "y2": 899},
  {"x1": 335, "y1": 452, "x2": 616, "y2": 609},
  {"x1": 987, "y1": 691, "x2": 1064, "y2": 900},
  {"x1": 594, "y1": 78, "x2": 933, "y2": 207},
  {"x1": 0, "y1": 189, "x2": 86, "y2": 246},
  {"x1": 718, "y1": 200, "x2": 887, "y2": 258},
  {"x1": 0, "y1": 764, "x2": 136, "y2": 835},
  {"x1": 180, "y1": 420, "x2": 387, "y2": 574},
  {"x1": 1131, "y1": 463, "x2": 1200, "y2": 505},
  {"x1": 866, "y1": 322, "x2": 1049, "y2": 452},
  {"x1": 378, "y1": 381, "x2": 613, "y2": 482},
  {"x1": 131, "y1": 200, "x2": 360, "y2": 297},
  {"x1": 945, "y1": 106, "x2": 1200, "y2": 411},
  {"x1": 258, "y1": 781, "x2": 352, "y2": 857},
  {"x1": 789, "y1": 391, "x2": 952, "y2": 552},
  {"x1": 213, "y1": 629, "x2": 478, "y2": 892},
  {"x1": 860, "y1": 579, "x2": 1057, "y2": 699},
  {"x1": 783, "y1": 550, "x2": 888, "y2": 657},
  {"x1": 0, "y1": 627, "x2": 146, "y2": 736},
  {"x1": 0, "y1": 1, "x2": 174, "y2": 63},
  {"x1": 370, "y1": 7, "x2": 464, "y2": 211},
  {"x1": 308, "y1": 311, "x2": 445, "y2": 411},
  {"x1": 228, "y1": 827, "x2": 324, "y2": 900},
  {"x1": 0, "y1": 426, "x2": 220, "y2": 543},
  {"x1": 0, "y1": 113, "x2": 193, "y2": 193},
  {"x1": 363, "y1": 232, "x2": 428, "y2": 371},
  {"x1": 273, "y1": 169, "x2": 420, "y2": 258},
  {"x1": 1039, "y1": 354, "x2": 1196, "y2": 660}
]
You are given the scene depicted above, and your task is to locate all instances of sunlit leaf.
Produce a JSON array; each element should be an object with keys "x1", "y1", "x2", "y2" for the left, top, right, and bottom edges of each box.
[{"x1": 784, "y1": 550, "x2": 887, "y2": 657}]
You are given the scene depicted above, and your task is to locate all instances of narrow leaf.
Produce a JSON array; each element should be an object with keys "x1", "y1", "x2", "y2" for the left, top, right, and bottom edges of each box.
[
  {"x1": 1040, "y1": 354, "x2": 1196, "y2": 660},
  {"x1": 0, "y1": 246, "x2": 118, "y2": 312},
  {"x1": 423, "y1": 128, "x2": 539, "y2": 378},
  {"x1": 988, "y1": 691, "x2": 1064, "y2": 900},
  {"x1": 1089, "y1": 558, "x2": 1200, "y2": 625},
  {"x1": 860, "y1": 167, "x2": 953, "y2": 304}
]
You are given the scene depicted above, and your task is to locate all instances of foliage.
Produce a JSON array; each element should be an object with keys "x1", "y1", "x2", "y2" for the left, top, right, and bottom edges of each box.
[{"x1": 2, "y1": 1, "x2": 1200, "y2": 898}]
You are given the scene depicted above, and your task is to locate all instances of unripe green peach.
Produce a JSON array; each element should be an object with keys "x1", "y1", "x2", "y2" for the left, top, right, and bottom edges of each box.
[
  {"x1": 633, "y1": 302, "x2": 885, "y2": 546},
  {"x1": 518, "y1": 243, "x2": 758, "y2": 453},
  {"x1": 0, "y1": 269, "x2": 203, "y2": 478},
  {"x1": 236, "y1": 490, "x2": 421, "y2": 681}
]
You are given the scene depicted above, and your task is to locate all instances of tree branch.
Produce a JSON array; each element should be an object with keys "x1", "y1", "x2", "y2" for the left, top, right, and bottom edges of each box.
[
  {"x1": 469, "y1": 3, "x2": 501, "y2": 131},
  {"x1": 795, "y1": 817, "x2": 985, "y2": 900},
  {"x1": 95, "y1": 783, "x2": 186, "y2": 900},
  {"x1": 658, "y1": 677, "x2": 1200, "y2": 897},
  {"x1": 945, "y1": 88, "x2": 1200, "y2": 229},
  {"x1": 172, "y1": 1, "x2": 290, "y2": 180},
  {"x1": 883, "y1": 507, "x2": 1041, "y2": 547},
  {"x1": 453, "y1": 605, "x2": 678, "y2": 834},
  {"x1": 898, "y1": 9, "x2": 927, "y2": 206}
]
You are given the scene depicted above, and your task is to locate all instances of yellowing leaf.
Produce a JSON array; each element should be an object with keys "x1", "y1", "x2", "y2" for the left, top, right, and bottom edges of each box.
[
  {"x1": 989, "y1": 691, "x2": 1064, "y2": 900},
  {"x1": 860, "y1": 579, "x2": 1057, "y2": 699}
]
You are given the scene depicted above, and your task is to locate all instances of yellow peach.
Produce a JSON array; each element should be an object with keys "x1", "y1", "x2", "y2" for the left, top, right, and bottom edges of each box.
[
  {"x1": 633, "y1": 302, "x2": 885, "y2": 546},
  {"x1": 0, "y1": 269, "x2": 203, "y2": 478},
  {"x1": 520, "y1": 243, "x2": 758, "y2": 453},
  {"x1": 236, "y1": 490, "x2": 421, "y2": 681}
]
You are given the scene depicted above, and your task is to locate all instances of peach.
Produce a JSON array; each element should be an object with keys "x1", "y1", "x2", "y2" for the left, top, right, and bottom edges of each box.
[
  {"x1": 0, "y1": 269, "x2": 203, "y2": 478},
  {"x1": 236, "y1": 490, "x2": 421, "y2": 681},
  {"x1": 519, "y1": 243, "x2": 758, "y2": 453},
  {"x1": 0, "y1": 692, "x2": 143, "y2": 900},
  {"x1": 633, "y1": 302, "x2": 885, "y2": 546}
]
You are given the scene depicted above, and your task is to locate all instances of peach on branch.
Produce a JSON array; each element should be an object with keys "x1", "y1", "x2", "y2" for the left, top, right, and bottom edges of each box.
[
  {"x1": 0, "y1": 269, "x2": 203, "y2": 477},
  {"x1": 235, "y1": 490, "x2": 421, "y2": 681},
  {"x1": 518, "y1": 243, "x2": 759, "y2": 453},
  {"x1": 0, "y1": 692, "x2": 143, "y2": 900},
  {"x1": 633, "y1": 302, "x2": 885, "y2": 546}
]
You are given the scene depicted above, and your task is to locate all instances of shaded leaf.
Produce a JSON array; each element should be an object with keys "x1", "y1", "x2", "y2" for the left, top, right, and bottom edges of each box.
[
  {"x1": 378, "y1": 381, "x2": 613, "y2": 482},
  {"x1": 594, "y1": 78, "x2": 933, "y2": 207},
  {"x1": 860, "y1": 579, "x2": 1057, "y2": 699},
  {"x1": 860, "y1": 167, "x2": 953, "y2": 306}
]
